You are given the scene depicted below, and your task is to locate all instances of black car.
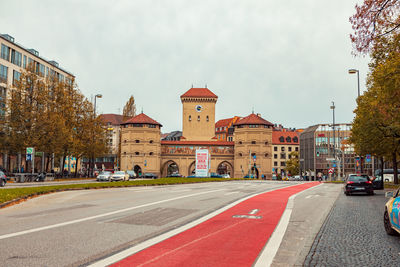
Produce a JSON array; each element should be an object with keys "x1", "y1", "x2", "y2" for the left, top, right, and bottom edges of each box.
[
  {"x1": 344, "y1": 175, "x2": 374, "y2": 195},
  {"x1": 0, "y1": 171, "x2": 7, "y2": 187},
  {"x1": 142, "y1": 173, "x2": 158, "y2": 179}
]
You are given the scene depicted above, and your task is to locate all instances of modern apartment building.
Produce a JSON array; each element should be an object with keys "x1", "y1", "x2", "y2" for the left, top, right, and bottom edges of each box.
[
  {"x1": 272, "y1": 128, "x2": 300, "y2": 176},
  {"x1": 0, "y1": 33, "x2": 75, "y2": 171}
]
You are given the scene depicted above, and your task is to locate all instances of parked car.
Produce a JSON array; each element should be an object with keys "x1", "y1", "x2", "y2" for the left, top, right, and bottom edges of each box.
[
  {"x1": 0, "y1": 171, "x2": 7, "y2": 187},
  {"x1": 96, "y1": 171, "x2": 112, "y2": 181},
  {"x1": 167, "y1": 173, "x2": 183, "y2": 178},
  {"x1": 126, "y1": 170, "x2": 136, "y2": 179},
  {"x1": 210, "y1": 173, "x2": 223, "y2": 178},
  {"x1": 221, "y1": 174, "x2": 230, "y2": 178},
  {"x1": 110, "y1": 171, "x2": 129, "y2": 181},
  {"x1": 384, "y1": 187, "x2": 400, "y2": 235},
  {"x1": 142, "y1": 173, "x2": 158, "y2": 179},
  {"x1": 187, "y1": 175, "x2": 198, "y2": 178},
  {"x1": 344, "y1": 175, "x2": 374, "y2": 195}
]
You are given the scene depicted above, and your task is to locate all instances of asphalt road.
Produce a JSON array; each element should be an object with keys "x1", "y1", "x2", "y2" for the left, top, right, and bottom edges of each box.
[{"x1": 0, "y1": 181, "x2": 344, "y2": 267}]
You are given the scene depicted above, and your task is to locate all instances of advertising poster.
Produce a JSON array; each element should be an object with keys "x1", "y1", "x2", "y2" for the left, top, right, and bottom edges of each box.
[{"x1": 195, "y1": 149, "x2": 209, "y2": 177}]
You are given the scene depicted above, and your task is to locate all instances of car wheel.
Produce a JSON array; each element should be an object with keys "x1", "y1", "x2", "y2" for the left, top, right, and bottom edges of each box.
[
  {"x1": 345, "y1": 191, "x2": 349, "y2": 196},
  {"x1": 368, "y1": 191, "x2": 374, "y2": 195},
  {"x1": 384, "y1": 211, "x2": 398, "y2": 236},
  {"x1": 0, "y1": 179, "x2": 5, "y2": 187}
]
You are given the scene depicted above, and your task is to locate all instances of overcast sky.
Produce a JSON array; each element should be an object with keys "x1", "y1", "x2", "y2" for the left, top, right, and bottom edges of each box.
[{"x1": 1, "y1": 0, "x2": 369, "y2": 133}]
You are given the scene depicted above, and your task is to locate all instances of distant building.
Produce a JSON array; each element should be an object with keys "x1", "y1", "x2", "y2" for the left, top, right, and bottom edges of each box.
[
  {"x1": 120, "y1": 87, "x2": 275, "y2": 178},
  {"x1": 272, "y1": 128, "x2": 300, "y2": 176},
  {"x1": 215, "y1": 116, "x2": 241, "y2": 141},
  {"x1": 299, "y1": 123, "x2": 376, "y2": 180}
]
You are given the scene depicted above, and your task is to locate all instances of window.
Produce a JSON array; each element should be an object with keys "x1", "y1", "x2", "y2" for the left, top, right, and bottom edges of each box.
[
  {"x1": 149, "y1": 140, "x2": 154, "y2": 143},
  {"x1": 1, "y1": 44, "x2": 9, "y2": 61},
  {"x1": 274, "y1": 146, "x2": 278, "y2": 151},
  {"x1": 189, "y1": 115, "x2": 191, "y2": 121},
  {"x1": 238, "y1": 153, "x2": 243, "y2": 157},
  {"x1": 11, "y1": 50, "x2": 22, "y2": 66},
  {"x1": 274, "y1": 161, "x2": 278, "y2": 166},
  {"x1": 197, "y1": 115, "x2": 200, "y2": 121},
  {"x1": 265, "y1": 141, "x2": 268, "y2": 145},
  {"x1": 0, "y1": 64, "x2": 7, "y2": 83},
  {"x1": 288, "y1": 154, "x2": 292, "y2": 159},
  {"x1": 288, "y1": 147, "x2": 292, "y2": 152},
  {"x1": 23, "y1": 55, "x2": 27, "y2": 68},
  {"x1": 295, "y1": 147, "x2": 299, "y2": 151},
  {"x1": 274, "y1": 154, "x2": 277, "y2": 159},
  {"x1": 206, "y1": 115, "x2": 209, "y2": 122},
  {"x1": 279, "y1": 136, "x2": 284, "y2": 142},
  {"x1": 148, "y1": 124, "x2": 156, "y2": 128},
  {"x1": 251, "y1": 141, "x2": 256, "y2": 144},
  {"x1": 281, "y1": 162, "x2": 286, "y2": 166},
  {"x1": 132, "y1": 123, "x2": 143, "y2": 127},
  {"x1": 228, "y1": 137, "x2": 233, "y2": 141},
  {"x1": 281, "y1": 147, "x2": 285, "y2": 151},
  {"x1": 239, "y1": 141, "x2": 242, "y2": 144},
  {"x1": 39, "y1": 64, "x2": 45, "y2": 77},
  {"x1": 264, "y1": 153, "x2": 268, "y2": 157},
  {"x1": 293, "y1": 137, "x2": 298, "y2": 143},
  {"x1": 13, "y1": 70, "x2": 21, "y2": 85},
  {"x1": 280, "y1": 153, "x2": 286, "y2": 159},
  {"x1": 149, "y1": 152, "x2": 154, "y2": 155},
  {"x1": 135, "y1": 152, "x2": 139, "y2": 155},
  {"x1": 135, "y1": 140, "x2": 140, "y2": 143},
  {"x1": 46, "y1": 67, "x2": 49, "y2": 77},
  {"x1": 286, "y1": 136, "x2": 291, "y2": 142}
]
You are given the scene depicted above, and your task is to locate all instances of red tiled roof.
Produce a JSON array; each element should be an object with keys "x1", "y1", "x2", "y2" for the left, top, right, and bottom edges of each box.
[
  {"x1": 215, "y1": 118, "x2": 234, "y2": 128},
  {"x1": 121, "y1": 113, "x2": 162, "y2": 126},
  {"x1": 100, "y1": 114, "x2": 131, "y2": 125},
  {"x1": 272, "y1": 131, "x2": 299, "y2": 144},
  {"x1": 161, "y1": 140, "x2": 234, "y2": 146},
  {"x1": 234, "y1": 113, "x2": 274, "y2": 126},
  {"x1": 180, "y1": 88, "x2": 218, "y2": 99}
]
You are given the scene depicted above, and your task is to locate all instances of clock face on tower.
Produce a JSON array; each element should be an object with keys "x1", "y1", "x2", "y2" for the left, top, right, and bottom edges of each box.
[{"x1": 195, "y1": 105, "x2": 202, "y2": 112}]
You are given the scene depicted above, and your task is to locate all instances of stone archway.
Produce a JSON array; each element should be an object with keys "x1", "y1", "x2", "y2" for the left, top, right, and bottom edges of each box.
[
  {"x1": 188, "y1": 161, "x2": 196, "y2": 176},
  {"x1": 217, "y1": 161, "x2": 233, "y2": 176},
  {"x1": 162, "y1": 160, "x2": 180, "y2": 177},
  {"x1": 134, "y1": 165, "x2": 142, "y2": 177}
]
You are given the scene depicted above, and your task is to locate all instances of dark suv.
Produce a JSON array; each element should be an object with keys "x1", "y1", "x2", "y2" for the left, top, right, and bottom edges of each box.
[
  {"x1": 344, "y1": 175, "x2": 374, "y2": 195},
  {"x1": 0, "y1": 171, "x2": 6, "y2": 187}
]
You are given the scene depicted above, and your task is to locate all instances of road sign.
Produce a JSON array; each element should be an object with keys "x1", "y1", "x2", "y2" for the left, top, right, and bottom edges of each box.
[
  {"x1": 253, "y1": 158, "x2": 256, "y2": 162},
  {"x1": 144, "y1": 160, "x2": 147, "y2": 167},
  {"x1": 333, "y1": 164, "x2": 337, "y2": 168},
  {"x1": 26, "y1": 147, "x2": 34, "y2": 154},
  {"x1": 326, "y1": 158, "x2": 335, "y2": 161},
  {"x1": 365, "y1": 154, "x2": 371, "y2": 163},
  {"x1": 26, "y1": 154, "x2": 32, "y2": 161},
  {"x1": 328, "y1": 168, "x2": 334, "y2": 174}
]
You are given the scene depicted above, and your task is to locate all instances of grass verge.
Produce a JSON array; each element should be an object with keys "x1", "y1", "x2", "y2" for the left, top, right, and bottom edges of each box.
[{"x1": 0, "y1": 178, "x2": 244, "y2": 206}]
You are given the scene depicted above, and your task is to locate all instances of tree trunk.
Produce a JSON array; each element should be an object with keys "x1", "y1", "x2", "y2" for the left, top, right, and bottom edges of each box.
[
  {"x1": 74, "y1": 157, "x2": 79, "y2": 177},
  {"x1": 61, "y1": 154, "x2": 66, "y2": 177},
  {"x1": 45, "y1": 154, "x2": 51, "y2": 172},
  {"x1": 380, "y1": 157, "x2": 384, "y2": 183},
  {"x1": 393, "y1": 153, "x2": 398, "y2": 184}
]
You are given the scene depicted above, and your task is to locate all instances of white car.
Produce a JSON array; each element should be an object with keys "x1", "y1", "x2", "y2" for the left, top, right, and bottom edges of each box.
[
  {"x1": 110, "y1": 171, "x2": 129, "y2": 181},
  {"x1": 96, "y1": 171, "x2": 112, "y2": 181},
  {"x1": 222, "y1": 174, "x2": 230, "y2": 178}
]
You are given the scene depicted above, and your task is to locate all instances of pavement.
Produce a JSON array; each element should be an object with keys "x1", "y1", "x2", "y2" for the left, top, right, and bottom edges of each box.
[{"x1": 304, "y1": 189, "x2": 400, "y2": 266}]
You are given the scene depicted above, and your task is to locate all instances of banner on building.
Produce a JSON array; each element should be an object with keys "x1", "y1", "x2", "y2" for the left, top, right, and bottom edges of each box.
[{"x1": 195, "y1": 149, "x2": 210, "y2": 177}]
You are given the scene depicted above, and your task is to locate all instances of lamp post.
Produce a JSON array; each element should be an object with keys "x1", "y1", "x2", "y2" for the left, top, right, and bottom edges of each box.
[
  {"x1": 348, "y1": 69, "x2": 360, "y2": 98},
  {"x1": 91, "y1": 94, "x2": 102, "y2": 177},
  {"x1": 330, "y1": 101, "x2": 336, "y2": 180}
]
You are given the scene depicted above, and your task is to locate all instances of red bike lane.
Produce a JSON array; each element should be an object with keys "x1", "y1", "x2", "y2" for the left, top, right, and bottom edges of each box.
[{"x1": 112, "y1": 182, "x2": 319, "y2": 267}]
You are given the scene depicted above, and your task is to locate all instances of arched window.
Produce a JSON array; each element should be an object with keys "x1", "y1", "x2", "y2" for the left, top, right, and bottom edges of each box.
[
  {"x1": 239, "y1": 141, "x2": 242, "y2": 144},
  {"x1": 293, "y1": 137, "x2": 298, "y2": 143},
  {"x1": 238, "y1": 153, "x2": 243, "y2": 157},
  {"x1": 189, "y1": 115, "x2": 191, "y2": 121},
  {"x1": 149, "y1": 152, "x2": 153, "y2": 155},
  {"x1": 206, "y1": 115, "x2": 209, "y2": 122},
  {"x1": 264, "y1": 153, "x2": 268, "y2": 157},
  {"x1": 135, "y1": 140, "x2": 140, "y2": 143},
  {"x1": 286, "y1": 136, "x2": 292, "y2": 142},
  {"x1": 135, "y1": 151, "x2": 139, "y2": 155},
  {"x1": 149, "y1": 140, "x2": 154, "y2": 144},
  {"x1": 197, "y1": 115, "x2": 200, "y2": 121},
  {"x1": 251, "y1": 141, "x2": 256, "y2": 144},
  {"x1": 279, "y1": 136, "x2": 284, "y2": 142}
]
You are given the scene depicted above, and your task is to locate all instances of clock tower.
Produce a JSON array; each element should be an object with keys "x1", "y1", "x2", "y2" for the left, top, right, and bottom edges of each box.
[{"x1": 180, "y1": 87, "x2": 218, "y2": 141}]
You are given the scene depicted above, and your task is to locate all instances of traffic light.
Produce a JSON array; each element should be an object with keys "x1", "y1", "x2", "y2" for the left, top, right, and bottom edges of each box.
[{"x1": 316, "y1": 151, "x2": 320, "y2": 157}]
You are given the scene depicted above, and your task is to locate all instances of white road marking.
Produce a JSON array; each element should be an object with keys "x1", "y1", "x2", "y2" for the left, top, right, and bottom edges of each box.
[
  {"x1": 254, "y1": 183, "x2": 323, "y2": 267},
  {"x1": 224, "y1": 191, "x2": 239, "y2": 195},
  {"x1": 89, "y1": 184, "x2": 300, "y2": 267},
  {"x1": 0, "y1": 189, "x2": 225, "y2": 240},
  {"x1": 305, "y1": 194, "x2": 320, "y2": 199}
]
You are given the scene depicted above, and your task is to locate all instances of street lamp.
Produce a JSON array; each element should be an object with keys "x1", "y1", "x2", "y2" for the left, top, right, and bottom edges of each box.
[
  {"x1": 94, "y1": 94, "x2": 102, "y2": 116},
  {"x1": 348, "y1": 69, "x2": 360, "y2": 98}
]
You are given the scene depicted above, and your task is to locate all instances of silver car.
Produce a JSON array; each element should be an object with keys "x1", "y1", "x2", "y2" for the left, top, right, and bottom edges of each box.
[
  {"x1": 110, "y1": 171, "x2": 129, "y2": 181},
  {"x1": 96, "y1": 171, "x2": 112, "y2": 182}
]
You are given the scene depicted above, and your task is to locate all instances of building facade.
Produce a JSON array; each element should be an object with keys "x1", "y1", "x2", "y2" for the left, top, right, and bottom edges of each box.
[
  {"x1": 120, "y1": 87, "x2": 275, "y2": 179},
  {"x1": 0, "y1": 33, "x2": 74, "y2": 171},
  {"x1": 272, "y1": 128, "x2": 299, "y2": 176},
  {"x1": 299, "y1": 123, "x2": 376, "y2": 180}
]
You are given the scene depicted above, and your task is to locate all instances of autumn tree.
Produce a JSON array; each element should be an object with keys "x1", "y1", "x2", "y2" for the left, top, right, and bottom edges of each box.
[
  {"x1": 123, "y1": 95, "x2": 136, "y2": 120},
  {"x1": 350, "y1": 0, "x2": 400, "y2": 54},
  {"x1": 285, "y1": 151, "x2": 299, "y2": 176}
]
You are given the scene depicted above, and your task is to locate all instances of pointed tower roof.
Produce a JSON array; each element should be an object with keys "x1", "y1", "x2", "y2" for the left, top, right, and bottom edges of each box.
[
  {"x1": 234, "y1": 113, "x2": 274, "y2": 126},
  {"x1": 121, "y1": 113, "x2": 162, "y2": 126},
  {"x1": 180, "y1": 88, "x2": 218, "y2": 99}
]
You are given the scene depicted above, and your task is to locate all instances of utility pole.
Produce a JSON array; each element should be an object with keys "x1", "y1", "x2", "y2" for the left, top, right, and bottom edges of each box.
[{"x1": 330, "y1": 101, "x2": 336, "y2": 180}]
